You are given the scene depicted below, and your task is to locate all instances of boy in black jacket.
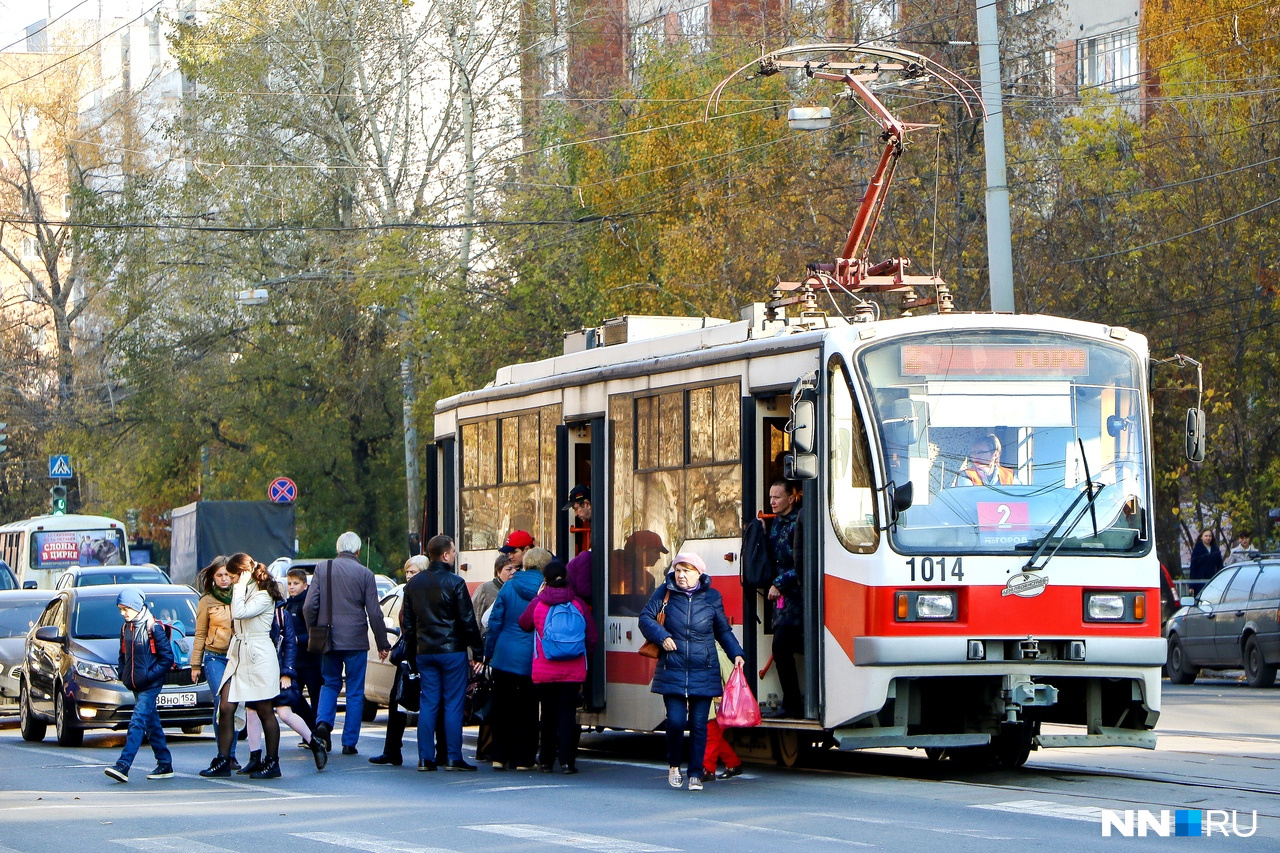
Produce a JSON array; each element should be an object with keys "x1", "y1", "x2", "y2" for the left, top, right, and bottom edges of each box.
[{"x1": 106, "y1": 587, "x2": 174, "y2": 782}]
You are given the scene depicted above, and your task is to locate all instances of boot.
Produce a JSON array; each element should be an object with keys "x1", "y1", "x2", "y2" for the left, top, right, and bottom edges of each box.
[
  {"x1": 313, "y1": 721, "x2": 332, "y2": 752},
  {"x1": 310, "y1": 737, "x2": 329, "y2": 771},
  {"x1": 250, "y1": 756, "x2": 281, "y2": 779},
  {"x1": 237, "y1": 749, "x2": 263, "y2": 775},
  {"x1": 199, "y1": 754, "x2": 232, "y2": 778}
]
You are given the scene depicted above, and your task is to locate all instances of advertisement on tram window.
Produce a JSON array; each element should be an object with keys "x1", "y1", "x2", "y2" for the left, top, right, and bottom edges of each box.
[{"x1": 32, "y1": 529, "x2": 126, "y2": 569}]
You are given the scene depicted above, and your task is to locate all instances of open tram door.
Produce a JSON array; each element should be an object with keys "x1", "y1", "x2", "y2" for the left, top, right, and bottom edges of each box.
[
  {"x1": 744, "y1": 377, "x2": 822, "y2": 727},
  {"x1": 557, "y1": 417, "x2": 606, "y2": 711}
]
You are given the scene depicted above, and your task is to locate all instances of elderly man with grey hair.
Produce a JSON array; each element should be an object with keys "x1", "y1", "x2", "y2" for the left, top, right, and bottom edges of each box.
[{"x1": 304, "y1": 531, "x2": 392, "y2": 754}]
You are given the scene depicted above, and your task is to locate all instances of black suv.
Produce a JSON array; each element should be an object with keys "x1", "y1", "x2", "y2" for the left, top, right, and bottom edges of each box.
[{"x1": 1165, "y1": 557, "x2": 1280, "y2": 687}]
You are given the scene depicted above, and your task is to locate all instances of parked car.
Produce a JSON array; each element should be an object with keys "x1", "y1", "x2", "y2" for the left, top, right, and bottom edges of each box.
[
  {"x1": 0, "y1": 590, "x2": 56, "y2": 713},
  {"x1": 19, "y1": 584, "x2": 215, "y2": 745},
  {"x1": 374, "y1": 573, "x2": 396, "y2": 599},
  {"x1": 364, "y1": 585, "x2": 406, "y2": 716},
  {"x1": 1165, "y1": 557, "x2": 1280, "y2": 687},
  {"x1": 54, "y1": 565, "x2": 170, "y2": 590},
  {"x1": 0, "y1": 561, "x2": 18, "y2": 590}
]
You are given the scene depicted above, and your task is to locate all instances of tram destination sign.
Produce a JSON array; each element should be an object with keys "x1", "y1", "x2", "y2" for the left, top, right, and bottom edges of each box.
[{"x1": 902, "y1": 345, "x2": 1090, "y2": 377}]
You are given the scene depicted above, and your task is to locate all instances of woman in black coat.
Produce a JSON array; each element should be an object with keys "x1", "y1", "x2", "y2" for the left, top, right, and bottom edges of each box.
[
  {"x1": 639, "y1": 552, "x2": 744, "y2": 792},
  {"x1": 1189, "y1": 530, "x2": 1223, "y2": 583}
]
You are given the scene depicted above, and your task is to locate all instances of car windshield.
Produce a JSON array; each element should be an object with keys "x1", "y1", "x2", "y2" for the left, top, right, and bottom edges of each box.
[
  {"x1": 857, "y1": 330, "x2": 1150, "y2": 556},
  {"x1": 0, "y1": 601, "x2": 45, "y2": 638},
  {"x1": 71, "y1": 593, "x2": 198, "y2": 640},
  {"x1": 76, "y1": 571, "x2": 168, "y2": 587},
  {"x1": 0, "y1": 567, "x2": 16, "y2": 590}
]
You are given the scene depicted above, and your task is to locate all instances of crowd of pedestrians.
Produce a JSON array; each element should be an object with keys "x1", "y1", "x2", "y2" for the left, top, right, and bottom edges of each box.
[{"x1": 105, "y1": 517, "x2": 754, "y2": 792}]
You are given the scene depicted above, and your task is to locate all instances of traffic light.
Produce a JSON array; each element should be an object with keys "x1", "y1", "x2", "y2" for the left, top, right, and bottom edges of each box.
[
  {"x1": 50, "y1": 484, "x2": 67, "y2": 516},
  {"x1": 0, "y1": 422, "x2": 7, "y2": 453}
]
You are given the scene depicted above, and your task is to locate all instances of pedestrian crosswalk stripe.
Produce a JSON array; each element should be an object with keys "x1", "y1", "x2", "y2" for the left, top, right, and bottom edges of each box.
[
  {"x1": 971, "y1": 799, "x2": 1105, "y2": 823},
  {"x1": 465, "y1": 824, "x2": 679, "y2": 852},
  {"x1": 291, "y1": 831, "x2": 462, "y2": 853},
  {"x1": 116, "y1": 840, "x2": 237, "y2": 852}
]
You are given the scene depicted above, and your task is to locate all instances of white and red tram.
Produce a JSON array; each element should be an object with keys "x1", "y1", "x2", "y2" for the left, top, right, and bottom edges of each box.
[{"x1": 425, "y1": 45, "x2": 1200, "y2": 767}]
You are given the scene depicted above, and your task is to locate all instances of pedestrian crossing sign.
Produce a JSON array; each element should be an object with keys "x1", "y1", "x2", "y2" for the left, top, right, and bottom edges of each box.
[{"x1": 49, "y1": 455, "x2": 73, "y2": 478}]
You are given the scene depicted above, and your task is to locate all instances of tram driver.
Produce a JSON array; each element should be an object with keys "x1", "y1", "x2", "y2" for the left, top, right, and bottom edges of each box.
[{"x1": 955, "y1": 433, "x2": 1021, "y2": 487}]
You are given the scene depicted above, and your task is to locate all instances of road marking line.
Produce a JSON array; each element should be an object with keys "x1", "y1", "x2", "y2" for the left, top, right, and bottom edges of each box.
[
  {"x1": 291, "y1": 831, "x2": 462, "y2": 853},
  {"x1": 115, "y1": 839, "x2": 237, "y2": 852},
  {"x1": 806, "y1": 811, "x2": 1020, "y2": 840},
  {"x1": 693, "y1": 819, "x2": 872, "y2": 847},
  {"x1": 2, "y1": 795, "x2": 330, "y2": 812},
  {"x1": 465, "y1": 824, "x2": 678, "y2": 852},
  {"x1": 971, "y1": 799, "x2": 1104, "y2": 823},
  {"x1": 474, "y1": 784, "x2": 573, "y2": 792}
]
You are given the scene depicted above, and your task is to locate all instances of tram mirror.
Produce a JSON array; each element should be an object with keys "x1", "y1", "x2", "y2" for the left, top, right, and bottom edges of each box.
[
  {"x1": 1185, "y1": 408, "x2": 1206, "y2": 463},
  {"x1": 889, "y1": 481, "x2": 914, "y2": 522},
  {"x1": 784, "y1": 451, "x2": 818, "y2": 480},
  {"x1": 792, "y1": 400, "x2": 816, "y2": 453}
]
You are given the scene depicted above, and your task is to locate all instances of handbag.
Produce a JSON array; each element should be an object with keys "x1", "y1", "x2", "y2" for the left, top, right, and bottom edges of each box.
[
  {"x1": 393, "y1": 662, "x2": 421, "y2": 712},
  {"x1": 637, "y1": 590, "x2": 671, "y2": 659},
  {"x1": 717, "y1": 665, "x2": 762, "y2": 728},
  {"x1": 463, "y1": 664, "x2": 493, "y2": 725},
  {"x1": 306, "y1": 561, "x2": 333, "y2": 654}
]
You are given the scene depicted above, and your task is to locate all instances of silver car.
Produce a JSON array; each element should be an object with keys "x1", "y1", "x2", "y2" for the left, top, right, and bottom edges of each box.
[
  {"x1": 364, "y1": 586, "x2": 405, "y2": 714},
  {"x1": 0, "y1": 591, "x2": 55, "y2": 713}
]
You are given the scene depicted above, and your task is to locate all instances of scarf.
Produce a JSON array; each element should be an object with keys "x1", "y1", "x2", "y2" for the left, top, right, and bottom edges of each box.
[
  {"x1": 210, "y1": 586, "x2": 233, "y2": 605},
  {"x1": 126, "y1": 607, "x2": 156, "y2": 644}
]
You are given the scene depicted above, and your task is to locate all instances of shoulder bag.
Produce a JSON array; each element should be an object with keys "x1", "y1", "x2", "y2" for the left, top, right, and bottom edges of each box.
[
  {"x1": 307, "y1": 560, "x2": 334, "y2": 654},
  {"x1": 637, "y1": 590, "x2": 671, "y2": 659}
]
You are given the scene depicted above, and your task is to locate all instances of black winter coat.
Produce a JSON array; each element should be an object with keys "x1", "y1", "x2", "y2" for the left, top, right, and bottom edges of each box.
[
  {"x1": 403, "y1": 562, "x2": 483, "y2": 658},
  {"x1": 270, "y1": 601, "x2": 298, "y2": 679},
  {"x1": 118, "y1": 620, "x2": 174, "y2": 693},
  {"x1": 639, "y1": 572, "x2": 744, "y2": 698}
]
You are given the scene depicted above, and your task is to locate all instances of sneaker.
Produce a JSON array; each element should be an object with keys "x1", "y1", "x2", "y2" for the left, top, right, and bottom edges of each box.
[
  {"x1": 688, "y1": 776, "x2": 703, "y2": 791},
  {"x1": 199, "y1": 754, "x2": 232, "y2": 778},
  {"x1": 146, "y1": 765, "x2": 175, "y2": 780},
  {"x1": 561, "y1": 765, "x2": 578, "y2": 775},
  {"x1": 701, "y1": 771, "x2": 716, "y2": 783},
  {"x1": 513, "y1": 765, "x2": 537, "y2": 771},
  {"x1": 667, "y1": 766, "x2": 683, "y2": 789},
  {"x1": 491, "y1": 761, "x2": 507, "y2": 771},
  {"x1": 721, "y1": 764, "x2": 744, "y2": 779},
  {"x1": 445, "y1": 760, "x2": 477, "y2": 771},
  {"x1": 104, "y1": 765, "x2": 128, "y2": 783},
  {"x1": 539, "y1": 764, "x2": 554, "y2": 773}
]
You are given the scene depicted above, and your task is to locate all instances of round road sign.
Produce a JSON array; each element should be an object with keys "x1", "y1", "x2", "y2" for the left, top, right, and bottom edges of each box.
[{"x1": 269, "y1": 477, "x2": 297, "y2": 503}]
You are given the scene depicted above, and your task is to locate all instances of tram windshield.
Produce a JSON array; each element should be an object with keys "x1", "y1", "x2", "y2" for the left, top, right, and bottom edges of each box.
[{"x1": 856, "y1": 330, "x2": 1149, "y2": 555}]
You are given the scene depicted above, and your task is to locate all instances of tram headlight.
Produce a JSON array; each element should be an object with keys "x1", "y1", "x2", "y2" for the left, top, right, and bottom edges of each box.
[
  {"x1": 1085, "y1": 594, "x2": 1127, "y2": 621},
  {"x1": 895, "y1": 590, "x2": 958, "y2": 621}
]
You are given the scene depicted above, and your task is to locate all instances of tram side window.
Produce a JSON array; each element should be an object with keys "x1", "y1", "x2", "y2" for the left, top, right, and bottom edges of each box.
[
  {"x1": 459, "y1": 406, "x2": 560, "y2": 552},
  {"x1": 829, "y1": 360, "x2": 879, "y2": 553},
  {"x1": 610, "y1": 382, "x2": 742, "y2": 617}
]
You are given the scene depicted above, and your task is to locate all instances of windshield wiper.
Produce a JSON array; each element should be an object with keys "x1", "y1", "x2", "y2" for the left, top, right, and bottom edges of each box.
[{"x1": 1016, "y1": 439, "x2": 1103, "y2": 572}]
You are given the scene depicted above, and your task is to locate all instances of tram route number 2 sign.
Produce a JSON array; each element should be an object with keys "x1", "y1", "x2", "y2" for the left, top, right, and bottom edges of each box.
[{"x1": 977, "y1": 502, "x2": 1029, "y2": 530}]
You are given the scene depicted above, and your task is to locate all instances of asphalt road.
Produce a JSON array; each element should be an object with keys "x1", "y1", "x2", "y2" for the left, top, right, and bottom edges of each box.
[{"x1": 0, "y1": 677, "x2": 1275, "y2": 852}]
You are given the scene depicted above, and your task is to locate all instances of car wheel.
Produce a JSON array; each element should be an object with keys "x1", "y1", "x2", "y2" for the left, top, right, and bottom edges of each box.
[
  {"x1": 19, "y1": 681, "x2": 47, "y2": 743},
  {"x1": 1166, "y1": 634, "x2": 1198, "y2": 685},
  {"x1": 1243, "y1": 636, "x2": 1277, "y2": 688},
  {"x1": 362, "y1": 702, "x2": 379, "y2": 723},
  {"x1": 181, "y1": 725, "x2": 204, "y2": 735},
  {"x1": 54, "y1": 688, "x2": 84, "y2": 747}
]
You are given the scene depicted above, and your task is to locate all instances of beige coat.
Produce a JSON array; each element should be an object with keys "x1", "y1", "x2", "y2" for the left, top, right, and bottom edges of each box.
[{"x1": 223, "y1": 577, "x2": 280, "y2": 704}]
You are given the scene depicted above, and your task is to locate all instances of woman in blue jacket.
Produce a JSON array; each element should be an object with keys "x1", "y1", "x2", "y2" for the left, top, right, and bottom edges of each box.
[
  {"x1": 640, "y1": 552, "x2": 745, "y2": 791},
  {"x1": 483, "y1": 547, "x2": 551, "y2": 770}
]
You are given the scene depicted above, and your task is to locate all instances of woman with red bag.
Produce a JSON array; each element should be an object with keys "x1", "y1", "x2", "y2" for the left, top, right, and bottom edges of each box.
[{"x1": 639, "y1": 552, "x2": 745, "y2": 791}]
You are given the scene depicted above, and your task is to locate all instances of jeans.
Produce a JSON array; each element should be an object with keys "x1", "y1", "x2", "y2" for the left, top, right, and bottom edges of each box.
[
  {"x1": 663, "y1": 694, "x2": 713, "y2": 780},
  {"x1": 202, "y1": 653, "x2": 229, "y2": 729},
  {"x1": 318, "y1": 648, "x2": 369, "y2": 748},
  {"x1": 116, "y1": 686, "x2": 172, "y2": 771},
  {"x1": 416, "y1": 652, "x2": 469, "y2": 763}
]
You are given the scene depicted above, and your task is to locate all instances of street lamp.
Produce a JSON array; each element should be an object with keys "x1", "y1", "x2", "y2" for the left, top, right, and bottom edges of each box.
[{"x1": 235, "y1": 288, "x2": 269, "y2": 307}]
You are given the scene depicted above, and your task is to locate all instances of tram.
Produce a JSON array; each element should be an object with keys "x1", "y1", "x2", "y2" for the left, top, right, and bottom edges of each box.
[{"x1": 426, "y1": 45, "x2": 1205, "y2": 767}]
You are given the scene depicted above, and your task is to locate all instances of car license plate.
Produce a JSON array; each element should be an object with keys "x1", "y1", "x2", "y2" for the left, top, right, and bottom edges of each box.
[{"x1": 156, "y1": 691, "x2": 196, "y2": 708}]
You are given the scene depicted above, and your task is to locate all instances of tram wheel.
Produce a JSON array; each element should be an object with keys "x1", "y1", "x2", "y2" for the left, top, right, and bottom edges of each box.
[
  {"x1": 995, "y1": 741, "x2": 1031, "y2": 769},
  {"x1": 774, "y1": 731, "x2": 801, "y2": 767},
  {"x1": 924, "y1": 747, "x2": 946, "y2": 762},
  {"x1": 942, "y1": 745, "x2": 995, "y2": 770}
]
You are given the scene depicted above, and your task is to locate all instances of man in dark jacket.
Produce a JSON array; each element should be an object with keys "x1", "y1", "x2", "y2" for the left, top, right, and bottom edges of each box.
[
  {"x1": 403, "y1": 534, "x2": 483, "y2": 771},
  {"x1": 107, "y1": 587, "x2": 174, "y2": 782},
  {"x1": 303, "y1": 531, "x2": 392, "y2": 754},
  {"x1": 765, "y1": 480, "x2": 805, "y2": 718}
]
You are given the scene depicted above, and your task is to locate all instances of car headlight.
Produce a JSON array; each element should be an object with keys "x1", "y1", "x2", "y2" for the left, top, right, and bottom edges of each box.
[
  {"x1": 1085, "y1": 594, "x2": 1127, "y2": 620},
  {"x1": 895, "y1": 590, "x2": 958, "y2": 621},
  {"x1": 74, "y1": 660, "x2": 119, "y2": 682}
]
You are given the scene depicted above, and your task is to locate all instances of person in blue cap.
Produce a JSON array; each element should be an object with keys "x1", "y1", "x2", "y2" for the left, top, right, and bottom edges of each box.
[{"x1": 106, "y1": 587, "x2": 174, "y2": 782}]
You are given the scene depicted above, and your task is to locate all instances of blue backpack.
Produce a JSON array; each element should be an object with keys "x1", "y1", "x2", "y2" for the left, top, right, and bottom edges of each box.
[{"x1": 538, "y1": 601, "x2": 586, "y2": 661}]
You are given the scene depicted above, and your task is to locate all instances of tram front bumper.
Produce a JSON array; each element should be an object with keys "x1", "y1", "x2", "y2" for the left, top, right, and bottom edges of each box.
[{"x1": 853, "y1": 635, "x2": 1167, "y2": 666}]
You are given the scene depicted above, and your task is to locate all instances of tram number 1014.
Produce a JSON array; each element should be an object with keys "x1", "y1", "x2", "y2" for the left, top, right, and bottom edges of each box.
[{"x1": 905, "y1": 557, "x2": 964, "y2": 582}]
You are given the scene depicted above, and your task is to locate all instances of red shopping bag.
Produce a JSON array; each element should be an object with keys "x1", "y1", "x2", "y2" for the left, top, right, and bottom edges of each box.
[{"x1": 717, "y1": 666, "x2": 762, "y2": 728}]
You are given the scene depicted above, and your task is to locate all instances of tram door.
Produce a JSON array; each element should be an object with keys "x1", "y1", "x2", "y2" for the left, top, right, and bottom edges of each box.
[{"x1": 558, "y1": 418, "x2": 606, "y2": 711}]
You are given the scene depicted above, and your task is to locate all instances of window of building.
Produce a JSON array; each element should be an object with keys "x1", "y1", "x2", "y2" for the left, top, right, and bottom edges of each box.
[
  {"x1": 544, "y1": 49, "x2": 568, "y2": 95},
  {"x1": 631, "y1": 16, "x2": 665, "y2": 76},
  {"x1": 21, "y1": 237, "x2": 39, "y2": 260},
  {"x1": 1011, "y1": 0, "x2": 1051, "y2": 15},
  {"x1": 677, "y1": 4, "x2": 709, "y2": 54},
  {"x1": 1077, "y1": 27, "x2": 1139, "y2": 94}
]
